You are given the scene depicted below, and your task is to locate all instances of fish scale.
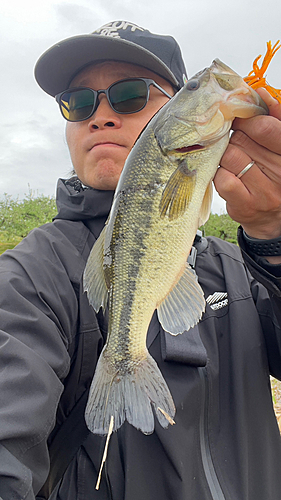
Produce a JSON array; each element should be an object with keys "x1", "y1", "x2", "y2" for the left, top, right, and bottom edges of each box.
[
  {"x1": 107, "y1": 137, "x2": 196, "y2": 354},
  {"x1": 83, "y1": 58, "x2": 268, "y2": 435}
]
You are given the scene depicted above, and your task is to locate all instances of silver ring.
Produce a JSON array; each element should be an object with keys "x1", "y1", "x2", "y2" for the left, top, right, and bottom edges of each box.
[{"x1": 237, "y1": 161, "x2": 255, "y2": 179}]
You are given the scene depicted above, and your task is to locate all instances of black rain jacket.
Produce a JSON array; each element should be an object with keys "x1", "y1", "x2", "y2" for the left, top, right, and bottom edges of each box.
[{"x1": 1, "y1": 178, "x2": 281, "y2": 500}]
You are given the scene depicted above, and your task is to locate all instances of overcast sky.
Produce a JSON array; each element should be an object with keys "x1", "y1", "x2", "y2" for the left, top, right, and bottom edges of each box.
[{"x1": 1, "y1": 0, "x2": 280, "y2": 213}]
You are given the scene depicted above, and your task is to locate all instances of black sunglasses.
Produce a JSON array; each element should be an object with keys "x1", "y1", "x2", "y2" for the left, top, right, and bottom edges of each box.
[{"x1": 55, "y1": 78, "x2": 172, "y2": 122}]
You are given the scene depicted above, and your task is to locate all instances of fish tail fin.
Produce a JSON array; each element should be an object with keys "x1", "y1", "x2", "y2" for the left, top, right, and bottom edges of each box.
[{"x1": 85, "y1": 349, "x2": 175, "y2": 435}]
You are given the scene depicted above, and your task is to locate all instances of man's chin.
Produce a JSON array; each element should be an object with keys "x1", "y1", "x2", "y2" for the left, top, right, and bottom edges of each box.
[{"x1": 85, "y1": 173, "x2": 121, "y2": 191}]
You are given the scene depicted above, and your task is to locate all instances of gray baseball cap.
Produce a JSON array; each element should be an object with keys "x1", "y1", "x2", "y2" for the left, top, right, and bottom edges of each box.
[{"x1": 34, "y1": 20, "x2": 187, "y2": 97}]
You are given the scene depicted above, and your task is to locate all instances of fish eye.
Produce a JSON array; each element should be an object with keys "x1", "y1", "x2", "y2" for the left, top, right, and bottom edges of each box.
[{"x1": 185, "y1": 79, "x2": 200, "y2": 91}]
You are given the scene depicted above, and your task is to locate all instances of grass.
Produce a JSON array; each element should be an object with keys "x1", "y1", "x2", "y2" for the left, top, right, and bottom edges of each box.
[
  {"x1": 271, "y1": 377, "x2": 281, "y2": 432},
  {"x1": 0, "y1": 233, "x2": 22, "y2": 255}
]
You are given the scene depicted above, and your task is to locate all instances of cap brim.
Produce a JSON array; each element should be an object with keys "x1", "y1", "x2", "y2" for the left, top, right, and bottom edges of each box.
[{"x1": 34, "y1": 34, "x2": 179, "y2": 96}]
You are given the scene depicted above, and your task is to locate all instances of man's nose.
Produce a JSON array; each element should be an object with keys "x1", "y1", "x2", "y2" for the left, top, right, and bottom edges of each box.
[{"x1": 88, "y1": 94, "x2": 122, "y2": 130}]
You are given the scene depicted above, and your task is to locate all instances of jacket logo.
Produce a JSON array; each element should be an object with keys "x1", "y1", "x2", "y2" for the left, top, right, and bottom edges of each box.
[
  {"x1": 206, "y1": 292, "x2": 228, "y2": 310},
  {"x1": 93, "y1": 21, "x2": 144, "y2": 38}
]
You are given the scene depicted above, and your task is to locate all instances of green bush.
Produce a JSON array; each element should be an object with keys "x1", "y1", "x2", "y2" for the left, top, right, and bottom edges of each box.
[
  {"x1": 0, "y1": 189, "x2": 57, "y2": 254},
  {"x1": 200, "y1": 213, "x2": 239, "y2": 244},
  {"x1": 0, "y1": 189, "x2": 239, "y2": 255}
]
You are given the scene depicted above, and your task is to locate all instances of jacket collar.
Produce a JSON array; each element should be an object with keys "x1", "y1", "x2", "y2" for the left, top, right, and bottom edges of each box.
[{"x1": 54, "y1": 177, "x2": 114, "y2": 239}]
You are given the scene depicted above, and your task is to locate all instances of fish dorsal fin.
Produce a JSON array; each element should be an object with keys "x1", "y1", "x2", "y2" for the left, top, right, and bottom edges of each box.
[
  {"x1": 157, "y1": 264, "x2": 205, "y2": 335},
  {"x1": 83, "y1": 225, "x2": 108, "y2": 313},
  {"x1": 160, "y1": 160, "x2": 196, "y2": 220},
  {"x1": 198, "y1": 181, "x2": 213, "y2": 227}
]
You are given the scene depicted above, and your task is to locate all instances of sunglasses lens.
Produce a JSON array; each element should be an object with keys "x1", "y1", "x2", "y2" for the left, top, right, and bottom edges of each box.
[
  {"x1": 109, "y1": 79, "x2": 148, "y2": 113},
  {"x1": 59, "y1": 89, "x2": 95, "y2": 121}
]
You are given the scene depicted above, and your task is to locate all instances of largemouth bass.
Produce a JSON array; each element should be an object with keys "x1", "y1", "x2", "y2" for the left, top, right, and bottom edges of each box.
[{"x1": 84, "y1": 59, "x2": 268, "y2": 436}]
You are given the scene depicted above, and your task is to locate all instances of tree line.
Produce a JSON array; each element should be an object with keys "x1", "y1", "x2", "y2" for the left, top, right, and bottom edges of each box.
[
  {"x1": 0, "y1": 190, "x2": 57, "y2": 254},
  {"x1": 0, "y1": 190, "x2": 239, "y2": 255}
]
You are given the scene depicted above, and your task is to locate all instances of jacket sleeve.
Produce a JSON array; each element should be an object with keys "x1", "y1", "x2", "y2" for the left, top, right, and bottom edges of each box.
[
  {"x1": 0, "y1": 225, "x2": 83, "y2": 499},
  {"x1": 238, "y1": 226, "x2": 281, "y2": 379},
  {"x1": 238, "y1": 227, "x2": 281, "y2": 297}
]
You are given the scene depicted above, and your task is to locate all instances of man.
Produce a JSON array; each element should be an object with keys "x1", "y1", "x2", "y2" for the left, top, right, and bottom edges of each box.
[{"x1": 1, "y1": 20, "x2": 281, "y2": 500}]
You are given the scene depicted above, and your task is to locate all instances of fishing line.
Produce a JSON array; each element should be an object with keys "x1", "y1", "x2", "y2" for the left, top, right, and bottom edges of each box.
[{"x1": 96, "y1": 415, "x2": 114, "y2": 490}]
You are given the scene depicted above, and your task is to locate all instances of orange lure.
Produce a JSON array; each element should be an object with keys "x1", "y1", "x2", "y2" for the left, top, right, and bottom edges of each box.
[{"x1": 244, "y1": 40, "x2": 281, "y2": 103}]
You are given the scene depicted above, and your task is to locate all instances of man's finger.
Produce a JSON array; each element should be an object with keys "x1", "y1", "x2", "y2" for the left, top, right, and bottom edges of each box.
[
  {"x1": 232, "y1": 115, "x2": 281, "y2": 155},
  {"x1": 255, "y1": 88, "x2": 281, "y2": 120}
]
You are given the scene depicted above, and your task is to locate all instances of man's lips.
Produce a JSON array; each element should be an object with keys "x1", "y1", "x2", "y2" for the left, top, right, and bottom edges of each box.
[{"x1": 89, "y1": 142, "x2": 125, "y2": 150}]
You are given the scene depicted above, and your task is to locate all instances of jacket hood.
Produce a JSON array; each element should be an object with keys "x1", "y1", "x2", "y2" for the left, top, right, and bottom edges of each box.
[
  {"x1": 54, "y1": 177, "x2": 114, "y2": 221},
  {"x1": 54, "y1": 177, "x2": 115, "y2": 238}
]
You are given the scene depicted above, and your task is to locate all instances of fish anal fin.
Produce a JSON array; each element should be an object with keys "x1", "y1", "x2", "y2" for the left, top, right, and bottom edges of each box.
[
  {"x1": 83, "y1": 225, "x2": 108, "y2": 313},
  {"x1": 157, "y1": 263, "x2": 205, "y2": 335},
  {"x1": 198, "y1": 181, "x2": 213, "y2": 227},
  {"x1": 160, "y1": 160, "x2": 196, "y2": 220}
]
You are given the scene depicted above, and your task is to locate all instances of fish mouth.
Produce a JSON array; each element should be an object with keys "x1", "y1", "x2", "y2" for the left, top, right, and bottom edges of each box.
[{"x1": 174, "y1": 144, "x2": 205, "y2": 153}]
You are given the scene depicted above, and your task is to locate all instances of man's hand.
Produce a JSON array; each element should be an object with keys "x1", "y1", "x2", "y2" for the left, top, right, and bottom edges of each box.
[{"x1": 214, "y1": 89, "x2": 281, "y2": 263}]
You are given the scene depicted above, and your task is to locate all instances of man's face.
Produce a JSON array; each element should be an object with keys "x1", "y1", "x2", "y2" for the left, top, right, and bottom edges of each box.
[{"x1": 65, "y1": 61, "x2": 174, "y2": 190}]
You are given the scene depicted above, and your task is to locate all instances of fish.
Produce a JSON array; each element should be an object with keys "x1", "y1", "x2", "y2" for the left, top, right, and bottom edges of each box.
[{"x1": 83, "y1": 59, "x2": 268, "y2": 436}]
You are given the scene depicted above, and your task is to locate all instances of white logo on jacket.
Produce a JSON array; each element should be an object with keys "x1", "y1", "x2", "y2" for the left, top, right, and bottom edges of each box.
[{"x1": 206, "y1": 292, "x2": 228, "y2": 310}]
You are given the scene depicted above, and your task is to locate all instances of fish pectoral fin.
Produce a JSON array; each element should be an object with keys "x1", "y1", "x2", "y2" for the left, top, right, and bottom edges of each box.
[
  {"x1": 83, "y1": 225, "x2": 108, "y2": 313},
  {"x1": 198, "y1": 181, "x2": 213, "y2": 227},
  {"x1": 157, "y1": 264, "x2": 205, "y2": 335},
  {"x1": 159, "y1": 160, "x2": 196, "y2": 220}
]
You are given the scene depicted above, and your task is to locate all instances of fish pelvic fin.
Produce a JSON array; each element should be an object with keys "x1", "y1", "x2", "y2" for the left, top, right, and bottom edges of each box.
[
  {"x1": 85, "y1": 349, "x2": 176, "y2": 436},
  {"x1": 157, "y1": 263, "x2": 205, "y2": 335},
  {"x1": 159, "y1": 160, "x2": 196, "y2": 220},
  {"x1": 198, "y1": 181, "x2": 213, "y2": 227},
  {"x1": 83, "y1": 226, "x2": 108, "y2": 313}
]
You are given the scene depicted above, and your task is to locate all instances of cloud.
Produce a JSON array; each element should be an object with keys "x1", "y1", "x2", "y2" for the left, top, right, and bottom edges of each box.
[
  {"x1": 2, "y1": 0, "x2": 281, "y2": 215},
  {"x1": 54, "y1": 3, "x2": 104, "y2": 34},
  {"x1": 0, "y1": 113, "x2": 70, "y2": 198}
]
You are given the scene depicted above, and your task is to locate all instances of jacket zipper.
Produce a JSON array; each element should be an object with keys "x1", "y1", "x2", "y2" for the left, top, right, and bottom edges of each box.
[
  {"x1": 102, "y1": 366, "x2": 226, "y2": 500},
  {"x1": 198, "y1": 367, "x2": 227, "y2": 500},
  {"x1": 105, "y1": 460, "x2": 114, "y2": 500}
]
